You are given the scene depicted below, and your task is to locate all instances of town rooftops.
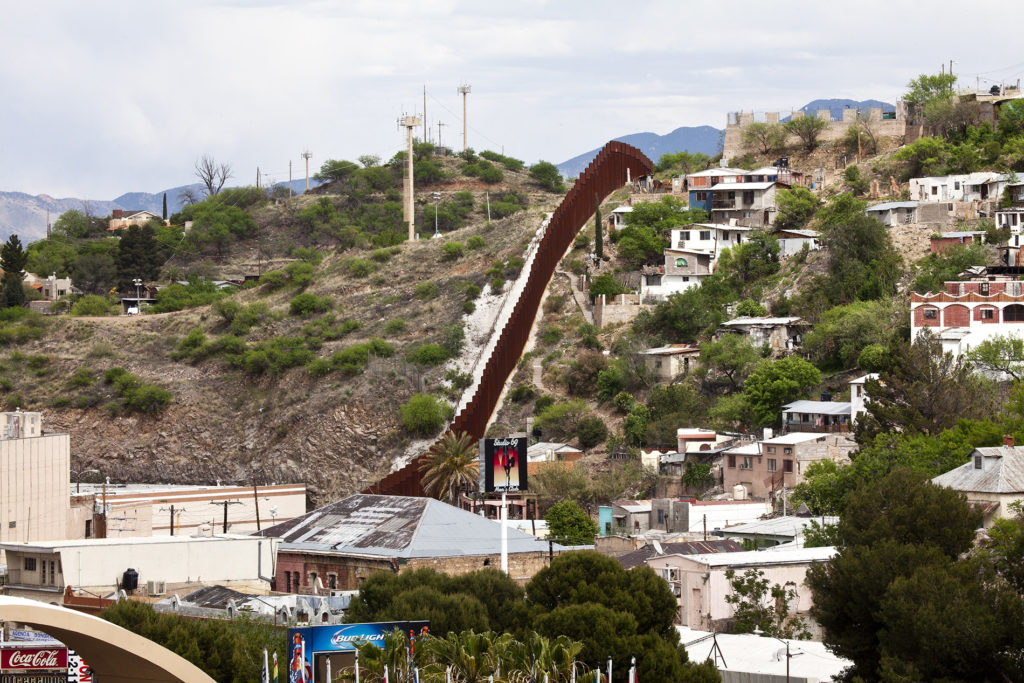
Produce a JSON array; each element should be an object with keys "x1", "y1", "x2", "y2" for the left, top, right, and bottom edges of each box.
[
  {"x1": 721, "y1": 515, "x2": 839, "y2": 539},
  {"x1": 687, "y1": 167, "x2": 747, "y2": 177},
  {"x1": 611, "y1": 205, "x2": 633, "y2": 214},
  {"x1": 721, "y1": 316, "x2": 807, "y2": 328},
  {"x1": 640, "y1": 344, "x2": 701, "y2": 356},
  {"x1": 781, "y1": 400, "x2": 852, "y2": 416},
  {"x1": 680, "y1": 628, "x2": 851, "y2": 682},
  {"x1": 689, "y1": 223, "x2": 753, "y2": 231},
  {"x1": 761, "y1": 431, "x2": 830, "y2": 445},
  {"x1": 866, "y1": 201, "x2": 919, "y2": 212},
  {"x1": 849, "y1": 372, "x2": 880, "y2": 386},
  {"x1": 613, "y1": 500, "x2": 652, "y2": 515},
  {"x1": 937, "y1": 231, "x2": 987, "y2": 238},
  {"x1": 667, "y1": 545, "x2": 837, "y2": 568},
  {"x1": 774, "y1": 228, "x2": 819, "y2": 238},
  {"x1": 616, "y1": 539, "x2": 743, "y2": 570},
  {"x1": 725, "y1": 443, "x2": 761, "y2": 456},
  {"x1": 932, "y1": 446, "x2": 1024, "y2": 494},
  {"x1": 260, "y1": 494, "x2": 570, "y2": 558},
  {"x1": 0, "y1": 534, "x2": 261, "y2": 552}
]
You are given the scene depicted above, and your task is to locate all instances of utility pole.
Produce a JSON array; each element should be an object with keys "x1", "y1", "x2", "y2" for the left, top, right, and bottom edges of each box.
[
  {"x1": 256, "y1": 167, "x2": 261, "y2": 190},
  {"x1": 458, "y1": 83, "x2": 471, "y2": 152},
  {"x1": 301, "y1": 150, "x2": 312, "y2": 191},
  {"x1": 423, "y1": 84, "x2": 428, "y2": 142},
  {"x1": 253, "y1": 475, "x2": 262, "y2": 531},
  {"x1": 210, "y1": 500, "x2": 243, "y2": 534},
  {"x1": 438, "y1": 121, "x2": 446, "y2": 151},
  {"x1": 159, "y1": 505, "x2": 184, "y2": 536},
  {"x1": 399, "y1": 114, "x2": 422, "y2": 241}
]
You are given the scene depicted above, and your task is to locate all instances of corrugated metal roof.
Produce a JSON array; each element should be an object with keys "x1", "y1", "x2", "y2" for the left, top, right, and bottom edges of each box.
[
  {"x1": 722, "y1": 316, "x2": 807, "y2": 327},
  {"x1": 866, "y1": 201, "x2": 919, "y2": 211},
  {"x1": 781, "y1": 401, "x2": 852, "y2": 416},
  {"x1": 670, "y1": 546, "x2": 837, "y2": 567},
  {"x1": 261, "y1": 494, "x2": 569, "y2": 558},
  {"x1": 761, "y1": 432, "x2": 829, "y2": 445},
  {"x1": 933, "y1": 447, "x2": 1024, "y2": 493},
  {"x1": 617, "y1": 539, "x2": 744, "y2": 570},
  {"x1": 710, "y1": 181, "x2": 776, "y2": 191},
  {"x1": 721, "y1": 515, "x2": 839, "y2": 538}
]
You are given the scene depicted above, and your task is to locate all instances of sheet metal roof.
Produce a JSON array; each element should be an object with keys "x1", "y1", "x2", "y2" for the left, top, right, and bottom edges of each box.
[
  {"x1": 616, "y1": 539, "x2": 744, "y2": 570},
  {"x1": 781, "y1": 400, "x2": 852, "y2": 416},
  {"x1": 670, "y1": 545, "x2": 836, "y2": 568},
  {"x1": 721, "y1": 515, "x2": 839, "y2": 538},
  {"x1": 761, "y1": 431, "x2": 830, "y2": 445},
  {"x1": 866, "y1": 201, "x2": 919, "y2": 212},
  {"x1": 260, "y1": 494, "x2": 569, "y2": 558},
  {"x1": 721, "y1": 316, "x2": 807, "y2": 327},
  {"x1": 709, "y1": 181, "x2": 776, "y2": 191},
  {"x1": 933, "y1": 447, "x2": 1024, "y2": 493}
]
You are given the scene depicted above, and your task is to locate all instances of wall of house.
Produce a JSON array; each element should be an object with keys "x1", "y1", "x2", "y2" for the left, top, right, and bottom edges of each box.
[
  {"x1": 594, "y1": 294, "x2": 648, "y2": 329},
  {"x1": 0, "y1": 433, "x2": 70, "y2": 566}
]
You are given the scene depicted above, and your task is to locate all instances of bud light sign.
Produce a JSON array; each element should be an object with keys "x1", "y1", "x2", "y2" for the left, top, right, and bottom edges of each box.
[{"x1": 289, "y1": 622, "x2": 429, "y2": 681}]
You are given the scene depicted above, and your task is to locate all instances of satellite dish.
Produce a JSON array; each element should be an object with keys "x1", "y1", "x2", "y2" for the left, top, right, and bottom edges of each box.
[{"x1": 652, "y1": 539, "x2": 664, "y2": 555}]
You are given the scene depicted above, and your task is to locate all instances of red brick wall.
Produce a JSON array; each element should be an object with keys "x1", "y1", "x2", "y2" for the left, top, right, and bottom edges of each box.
[
  {"x1": 914, "y1": 306, "x2": 940, "y2": 327},
  {"x1": 944, "y1": 304, "x2": 970, "y2": 327},
  {"x1": 975, "y1": 306, "x2": 999, "y2": 323}
]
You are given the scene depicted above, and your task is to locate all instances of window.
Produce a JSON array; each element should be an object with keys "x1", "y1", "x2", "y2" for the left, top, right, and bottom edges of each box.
[
  {"x1": 980, "y1": 282, "x2": 990, "y2": 295},
  {"x1": 923, "y1": 308, "x2": 938, "y2": 319},
  {"x1": 48, "y1": 561, "x2": 55, "y2": 585},
  {"x1": 293, "y1": 571, "x2": 300, "y2": 588},
  {"x1": 699, "y1": 231, "x2": 711, "y2": 241},
  {"x1": 981, "y1": 308, "x2": 994, "y2": 320},
  {"x1": 328, "y1": 574, "x2": 338, "y2": 590},
  {"x1": 675, "y1": 257, "x2": 688, "y2": 267},
  {"x1": 767, "y1": 459, "x2": 777, "y2": 472},
  {"x1": 783, "y1": 447, "x2": 793, "y2": 455},
  {"x1": 741, "y1": 457, "x2": 754, "y2": 469},
  {"x1": 309, "y1": 571, "x2": 318, "y2": 587},
  {"x1": 783, "y1": 460, "x2": 794, "y2": 473},
  {"x1": 766, "y1": 446, "x2": 776, "y2": 454},
  {"x1": 85, "y1": 519, "x2": 92, "y2": 538},
  {"x1": 657, "y1": 509, "x2": 665, "y2": 524},
  {"x1": 23, "y1": 558, "x2": 36, "y2": 572},
  {"x1": 695, "y1": 192, "x2": 707, "y2": 202},
  {"x1": 955, "y1": 181, "x2": 961, "y2": 190},
  {"x1": 680, "y1": 230, "x2": 691, "y2": 241},
  {"x1": 975, "y1": 455, "x2": 983, "y2": 469},
  {"x1": 728, "y1": 454, "x2": 736, "y2": 468}
]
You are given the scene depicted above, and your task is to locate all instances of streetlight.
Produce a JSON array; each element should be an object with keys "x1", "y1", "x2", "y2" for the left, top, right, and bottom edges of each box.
[
  {"x1": 753, "y1": 628, "x2": 793, "y2": 683},
  {"x1": 132, "y1": 278, "x2": 143, "y2": 314},
  {"x1": 71, "y1": 468, "x2": 100, "y2": 494},
  {"x1": 431, "y1": 192, "x2": 441, "y2": 238}
]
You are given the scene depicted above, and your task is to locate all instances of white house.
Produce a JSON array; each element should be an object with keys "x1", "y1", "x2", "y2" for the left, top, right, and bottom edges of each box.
[
  {"x1": 848, "y1": 373, "x2": 879, "y2": 425},
  {"x1": 773, "y1": 228, "x2": 820, "y2": 258},
  {"x1": 670, "y1": 224, "x2": 751, "y2": 258},
  {"x1": 866, "y1": 201, "x2": 920, "y2": 226},
  {"x1": 640, "y1": 248, "x2": 713, "y2": 300},
  {"x1": 932, "y1": 436, "x2": 1024, "y2": 527},
  {"x1": 909, "y1": 172, "x2": 1001, "y2": 202}
]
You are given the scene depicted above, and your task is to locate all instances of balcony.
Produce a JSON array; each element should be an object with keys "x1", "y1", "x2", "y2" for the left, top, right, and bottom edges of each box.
[{"x1": 712, "y1": 200, "x2": 735, "y2": 209}]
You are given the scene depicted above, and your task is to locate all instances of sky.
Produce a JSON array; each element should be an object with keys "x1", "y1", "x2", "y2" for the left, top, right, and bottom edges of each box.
[{"x1": 2, "y1": 0, "x2": 1024, "y2": 199}]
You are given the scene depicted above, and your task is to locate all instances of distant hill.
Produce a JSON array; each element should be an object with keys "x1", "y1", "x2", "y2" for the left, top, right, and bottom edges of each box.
[
  {"x1": 0, "y1": 179, "x2": 315, "y2": 245},
  {"x1": 786, "y1": 98, "x2": 895, "y2": 122},
  {"x1": 556, "y1": 126, "x2": 724, "y2": 178}
]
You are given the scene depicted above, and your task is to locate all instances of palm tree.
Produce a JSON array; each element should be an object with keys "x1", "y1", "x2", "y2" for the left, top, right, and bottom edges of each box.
[{"x1": 419, "y1": 431, "x2": 479, "y2": 504}]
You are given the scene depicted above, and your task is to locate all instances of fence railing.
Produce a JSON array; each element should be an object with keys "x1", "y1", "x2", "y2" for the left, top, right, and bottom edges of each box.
[{"x1": 367, "y1": 141, "x2": 654, "y2": 496}]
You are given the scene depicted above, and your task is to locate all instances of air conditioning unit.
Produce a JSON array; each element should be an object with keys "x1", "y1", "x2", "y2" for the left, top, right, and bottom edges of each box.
[{"x1": 147, "y1": 580, "x2": 167, "y2": 596}]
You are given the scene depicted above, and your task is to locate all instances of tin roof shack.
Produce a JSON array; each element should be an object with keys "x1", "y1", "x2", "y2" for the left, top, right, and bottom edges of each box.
[
  {"x1": 932, "y1": 436, "x2": 1024, "y2": 528},
  {"x1": 261, "y1": 494, "x2": 575, "y2": 589},
  {"x1": 639, "y1": 344, "x2": 701, "y2": 383},
  {"x1": 865, "y1": 200, "x2": 920, "y2": 226},
  {"x1": 773, "y1": 228, "x2": 820, "y2": 258},
  {"x1": 610, "y1": 500, "x2": 652, "y2": 536},
  {"x1": 720, "y1": 515, "x2": 839, "y2": 549},
  {"x1": 647, "y1": 546, "x2": 836, "y2": 631},
  {"x1": 781, "y1": 399, "x2": 852, "y2": 433},
  {"x1": 0, "y1": 534, "x2": 277, "y2": 603},
  {"x1": 717, "y1": 316, "x2": 809, "y2": 355}
]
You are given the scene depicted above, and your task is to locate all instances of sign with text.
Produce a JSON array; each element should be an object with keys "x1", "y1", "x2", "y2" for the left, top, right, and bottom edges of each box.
[
  {"x1": 0, "y1": 647, "x2": 68, "y2": 671},
  {"x1": 66, "y1": 652, "x2": 92, "y2": 683},
  {"x1": 479, "y1": 437, "x2": 528, "y2": 493},
  {"x1": 288, "y1": 622, "x2": 429, "y2": 682}
]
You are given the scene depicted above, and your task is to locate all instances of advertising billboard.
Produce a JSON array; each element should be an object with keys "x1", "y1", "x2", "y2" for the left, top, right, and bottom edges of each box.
[
  {"x1": 0, "y1": 648, "x2": 68, "y2": 672},
  {"x1": 479, "y1": 437, "x2": 528, "y2": 493},
  {"x1": 287, "y1": 622, "x2": 429, "y2": 683}
]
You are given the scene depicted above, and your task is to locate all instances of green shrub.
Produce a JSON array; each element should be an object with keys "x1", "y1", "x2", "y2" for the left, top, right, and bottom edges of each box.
[
  {"x1": 399, "y1": 393, "x2": 451, "y2": 435},
  {"x1": 152, "y1": 279, "x2": 230, "y2": 313},
  {"x1": 533, "y1": 395, "x2": 555, "y2": 414},
  {"x1": 284, "y1": 261, "x2": 316, "y2": 289},
  {"x1": 0, "y1": 378, "x2": 12, "y2": 392},
  {"x1": 464, "y1": 283, "x2": 482, "y2": 300},
  {"x1": 444, "y1": 370, "x2": 473, "y2": 390},
  {"x1": 71, "y1": 295, "x2": 112, "y2": 316},
  {"x1": 385, "y1": 319, "x2": 407, "y2": 335},
  {"x1": 69, "y1": 367, "x2": 94, "y2": 387},
  {"x1": 467, "y1": 235, "x2": 486, "y2": 250},
  {"x1": 463, "y1": 301, "x2": 476, "y2": 314},
  {"x1": 229, "y1": 303, "x2": 269, "y2": 336},
  {"x1": 541, "y1": 326, "x2": 562, "y2": 346},
  {"x1": 346, "y1": 258, "x2": 376, "y2": 278},
  {"x1": 442, "y1": 242, "x2": 465, "y2": 261},
  {"x1": 414, "y1": 282, "x2": 439, "y2": 300},
  {"x1": 123, "y1": 384, "x2": 173, "y2": 414},
  {"x1": 307, "y1": 338, "x2": 396, "y2": 377},
  {"x1": 406, "y1": 343, "x2": 449, "y2": 366},
  {"x1": 490, "y1": 276, "x2": 505, "y2": 293},
  {"x1": 213, "y1": 299, "x2": 241, "y2": 323},
  {"x1": 510, "y1": 385, "x2": 537, "y2": 403},
  {"x1": 173, "y1": 328, "x2": 208, "y2": 360},
  {"x1": 26, "y1": 355, "x2": 49, "y2": 370},
  {"x1": 576, "y1": 416, "x2": 609, "y2": 449},
  {"x1": 291, "y1": 246, "x2": 324, "y2": 265},
  {"x1": 104, "y1": 367, "x2": 129, "y2": 384},
  {"x1": 614, "y1": 391, "x2": 635, "y2": 412},
  {"x1": 289, "y1": 293, "x2": 333, "y2": 317},
  {"x1": 505, "y1": 256, "x2": 524, "y2": 274},
  {"x1": 259, "y1": 269, "x2": 288, "y2": 290}
]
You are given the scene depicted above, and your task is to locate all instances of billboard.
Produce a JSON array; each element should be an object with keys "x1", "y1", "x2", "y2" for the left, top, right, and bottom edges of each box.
[
  {"x1": 479, "y1": 437, "x2": 527, "y2": 493},
  {"x1": 288, "y1": 622, "x2": 429, "y2": 682},
  {"x1": 0, "y1": 647, "x2": 68, "y2": 673}
]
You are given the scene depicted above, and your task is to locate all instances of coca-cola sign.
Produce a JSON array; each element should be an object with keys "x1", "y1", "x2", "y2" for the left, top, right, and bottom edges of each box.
[{"x1": 0, "y1": 648, "x2": 68, "y2": 670}]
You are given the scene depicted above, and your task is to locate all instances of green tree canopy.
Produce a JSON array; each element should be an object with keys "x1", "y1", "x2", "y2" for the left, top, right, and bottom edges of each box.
[
  {"x1": 529, "y1": 161, "x2": 565, "y2": 193},
  {"x1": 784, "y1": 115, "x2": 829, "y2": 151},
  {"x1": 544, "y1": 500, "x2": 598, "y2": 544},
  {"x1": 741, "y1": 122, "x2": 787, "y2": 155},
  {"x1": 0, "y1": 234, "x2": 28, "y2": 308},
  {"x1": 739, "y1": 356, "x2": 821, "y2": 428}
]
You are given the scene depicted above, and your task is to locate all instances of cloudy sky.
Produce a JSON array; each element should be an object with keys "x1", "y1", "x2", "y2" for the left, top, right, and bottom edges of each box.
[{"x1": 2, "y1": 0, "x2": 1022, "y2": 199}]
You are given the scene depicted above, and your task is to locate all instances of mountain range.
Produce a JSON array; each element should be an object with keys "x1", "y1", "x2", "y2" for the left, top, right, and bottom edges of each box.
[{"x1": 556, "y1": 125, "x2": 724, "y2": 179}]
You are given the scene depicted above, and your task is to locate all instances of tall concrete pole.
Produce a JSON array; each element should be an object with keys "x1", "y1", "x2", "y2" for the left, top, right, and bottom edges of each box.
[
  {"x1": 458, "y1": 84, "x2": 471, "y2": 152},
  {"x1": 301, "y1": 150, "x2": 312, "y2": 191},
  {"x1": 401, "y1": 115, "x2": 421, "y2": 241}
]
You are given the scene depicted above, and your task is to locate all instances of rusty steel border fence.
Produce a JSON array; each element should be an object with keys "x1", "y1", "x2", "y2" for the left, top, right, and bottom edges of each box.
[{"x1": 367, "y1": 141, "x2": 654, "y2": 497}]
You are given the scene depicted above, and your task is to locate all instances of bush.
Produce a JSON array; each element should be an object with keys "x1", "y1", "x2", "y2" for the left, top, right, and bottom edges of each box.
[
  {"x1": 490, "y1": 276, "x2": 505, "y2": 293},
  {"x1": 399, "y1": 393, "x2": 451, "y2": 435},
  {"x1": 406, "y1": 343, "x2": 449, "y2": 366},
  {"x1": 69, "y1": 367, "x2": 93, "y2": 387},
  {"x1": 385, "y1": 319, "x2": 407, "y2": 335},
  {"x1": 285, "y1": 261, "x2": 316, "y2": 288},
  {"x1": 541, "y1": 326, "x2": 562, "y2": 346},
  {"x1": 152, "y1": 279, "x2": 230, "y2": 313},
  {"x1": 467, "y1": 235, "x2": 486, "y2": 250},
  {"x1": 123, "y1": 384, "x2": 173, "y2": 414},
  {"x1": 345, "y1": 258, "x2": 376, "y2": 278},
  {"x1": 463, "y1": 301, "x2": 476, "y2": 314},
  {"x1": 71, "y1": 295, "x2": 112, "y2": 316},
  {"x1": 414, "y1": 281, "x2": 439, "y2": 300},
  {"x1": 509, "y1": 385, "x2": 537, "y2": 403},
  {"x1": 529, "y1": 161, "x2": 565, "y2": 192},
  {"x1": 464, "y1": 283, "x2": 482, "y2": 300},
  {"x1": 259, "y1": 269, "x2": 288, "y2": 290},
  {"x1": 576, "y1": 416, "x2": 608, "y2": 449},
  {"x1": 442, "y1": 242, "x2": 465, "y2": 261},
  {"x1": 614, "y1": 391, "x2": 635, "y2": 413},
  {"x1": 289, "y1": 292, "x2": 333, "y2": 317},
  {"x1": 213, "y1": 299, "x2": 241, "y2": 323}
]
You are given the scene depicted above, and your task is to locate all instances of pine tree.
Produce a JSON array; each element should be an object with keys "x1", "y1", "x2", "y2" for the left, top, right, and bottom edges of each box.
[
  {"x1": 162, "y1": 192, "x2": 167, "y2": 220},
  {"x1": 594, "y1": 192, "x2": 603, "y2": 260},
  {"x1": 0, "y1": 234, "x2": 28, "y2": 308}
]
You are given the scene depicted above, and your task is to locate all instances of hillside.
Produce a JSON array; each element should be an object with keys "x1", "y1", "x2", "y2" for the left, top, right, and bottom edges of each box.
[{"x1": 2, "y1": 152, "x2": 563, "y2": 505}]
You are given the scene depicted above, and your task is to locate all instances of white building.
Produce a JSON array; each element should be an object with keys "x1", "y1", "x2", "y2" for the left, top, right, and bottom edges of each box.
[
  {"x1": 680, "y1": 628, "x2": 851, "y2": 683},
  {"x1": 640, "y1": 248, "x2": 713, "y2": 299},
  {"x1": 670, "y1": 224, "x2": 751, "y2": 259},
  {"x1": 932, "y1": 436, "x2": 1024, "y2": 527},
  {"x1": 910, "y1": 273, "x2": 1024, "y2": 357},
  {"x1": 909, "y1": 172, "x2": 1002, "y2": 202},
  {"x1": 773, "y1": 228, "x2": 821, "y2": 258},
  {"x1": 848, "y1": 373, "x2": 879, "y2": 425}
]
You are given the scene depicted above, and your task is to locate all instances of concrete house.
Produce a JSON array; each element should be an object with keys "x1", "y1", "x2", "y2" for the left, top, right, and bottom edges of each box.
[
  {"x1": 108, "y1": 210, "x2": 166, "y2": 231},
  {"x1": 723, "y1": 433, "x2": 856, "y2": 502},
  {"x1": 930, "y1": 231, "x2": 986, "y2": 254},
  {"x1": 865, "y1": 201, "x2": 920, "y2": 226},
  {"x1": 640, "y1": 249, "x2": 713, "y2": 300},
  {"x1": 639, "y1": 344, "x2": 701, "y2": 382},
  {"x1": 780, "y1": 399, "x2": 852, "y2": 433},
  {"x1": 610, "y1": 500, "x2": 652, "y2": 535},
  {"x1": 717, "y1": 316, "x2": 810, "y2": 354},
  {"x1": 773, "y1": 228, "x2": 820, "y2": 258},
  {"x1": 932, "y1": 436, "x2": 1024, "y2": 527},
  {"x1": 670, "y1": 224, "x2": 751, "y2": 259},
  {"x1": 647, "y1": 546, "x2": 836, "y2": 630}
]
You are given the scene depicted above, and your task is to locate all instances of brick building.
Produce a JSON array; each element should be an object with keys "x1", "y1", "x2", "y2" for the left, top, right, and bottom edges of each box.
[{"x1": 260, "y1": 494, "x2": 577, "y2": 591}]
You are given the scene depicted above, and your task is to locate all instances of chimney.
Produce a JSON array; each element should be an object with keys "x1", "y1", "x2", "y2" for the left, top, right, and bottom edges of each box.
[{"x1": 1004, "y1": 434, "x2": 1015, "y2": 447}]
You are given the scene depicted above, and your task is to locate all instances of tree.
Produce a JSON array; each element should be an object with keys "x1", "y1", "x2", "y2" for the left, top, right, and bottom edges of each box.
[
  {"x1": 715, "y1": 230, "x2": 780, "y2": 286},
  {"x1": 741, "y1": 122, "x2": 787, "y2": 154},
  {"x1": 544, "y1": 501, "x2": 598, "y2": 544},
  {"x1": 194, "y1": 154, "x2": 232, "y2": 197},
  {"x1": 817, "y1": 193, "x2": 901, "y2": 303},
  {"x1": 802, "y1": 299, "x2": 898, "y2": 370},
  {"x1": 966, "y1": 334, "x2": 1024, "y2": 380},
  {"x1": 399, "y1": 394, "x2": 451, "y2": 436},
  {"x1": 162, "y1": 192, "x2": 167, "y2": 220},
  {"x1": 784, "y1": 115, "x2": 828, "y2": 151},
  {"x1": 773, "y1": 187, "x2": 818, "y2": 231},
  {"x1": 740, "y1": 356, "x2": 821, "y2": 428},
  {"x1": 0, "y1": 235, "x2": 28, "y2": 308},
  {"x1": 51, "y1": 209, "x2": 90, "y2": 239},
  {"x1": 25, "y1": 237, "x2": 78, "y2": 278},
  {"x1": 418, "y1": 431, "x2": 479, "y2": 504},
  {"x1": 314, "y1": 159, "x2": 360, "y2": 183},
  {"x1": 529, "y1": 161, "x2": 565, "y2": 193},
  {"x1": 699, "y1": 335, "x2": 759, "y2": 391},
  {"x1": 588, "y1": 273, "x2": 627, "y2": 300},
  {"x1": 724, "y1": 568, "x2": 810, "y2": 639},
  {"x1": 904, "y1": 73, "x2": 957, "y2": 110},
  {"x1": 856, "y1": 331, "x2": 997, "y2": 441},
  {"x1": 117, "y1": 225, "x2": 162, "y2": 290},
  {"x1": 72, "y1": 250, "x2": 118, "y2": 295},
  {"x1": 575, "y1": 416, "x2": 608, "y2": 449}
]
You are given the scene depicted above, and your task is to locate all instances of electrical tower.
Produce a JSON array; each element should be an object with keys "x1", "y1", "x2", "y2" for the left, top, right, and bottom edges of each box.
[
  {"x1": 458, "y1": 83, "x2": 471, "y2": 152},
  {"x1": 399, "y1": 114, "x2": 422, "y2": 241},
  {"x1": 301, "y1": 149, "x2": 312, "y2": 191}
]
